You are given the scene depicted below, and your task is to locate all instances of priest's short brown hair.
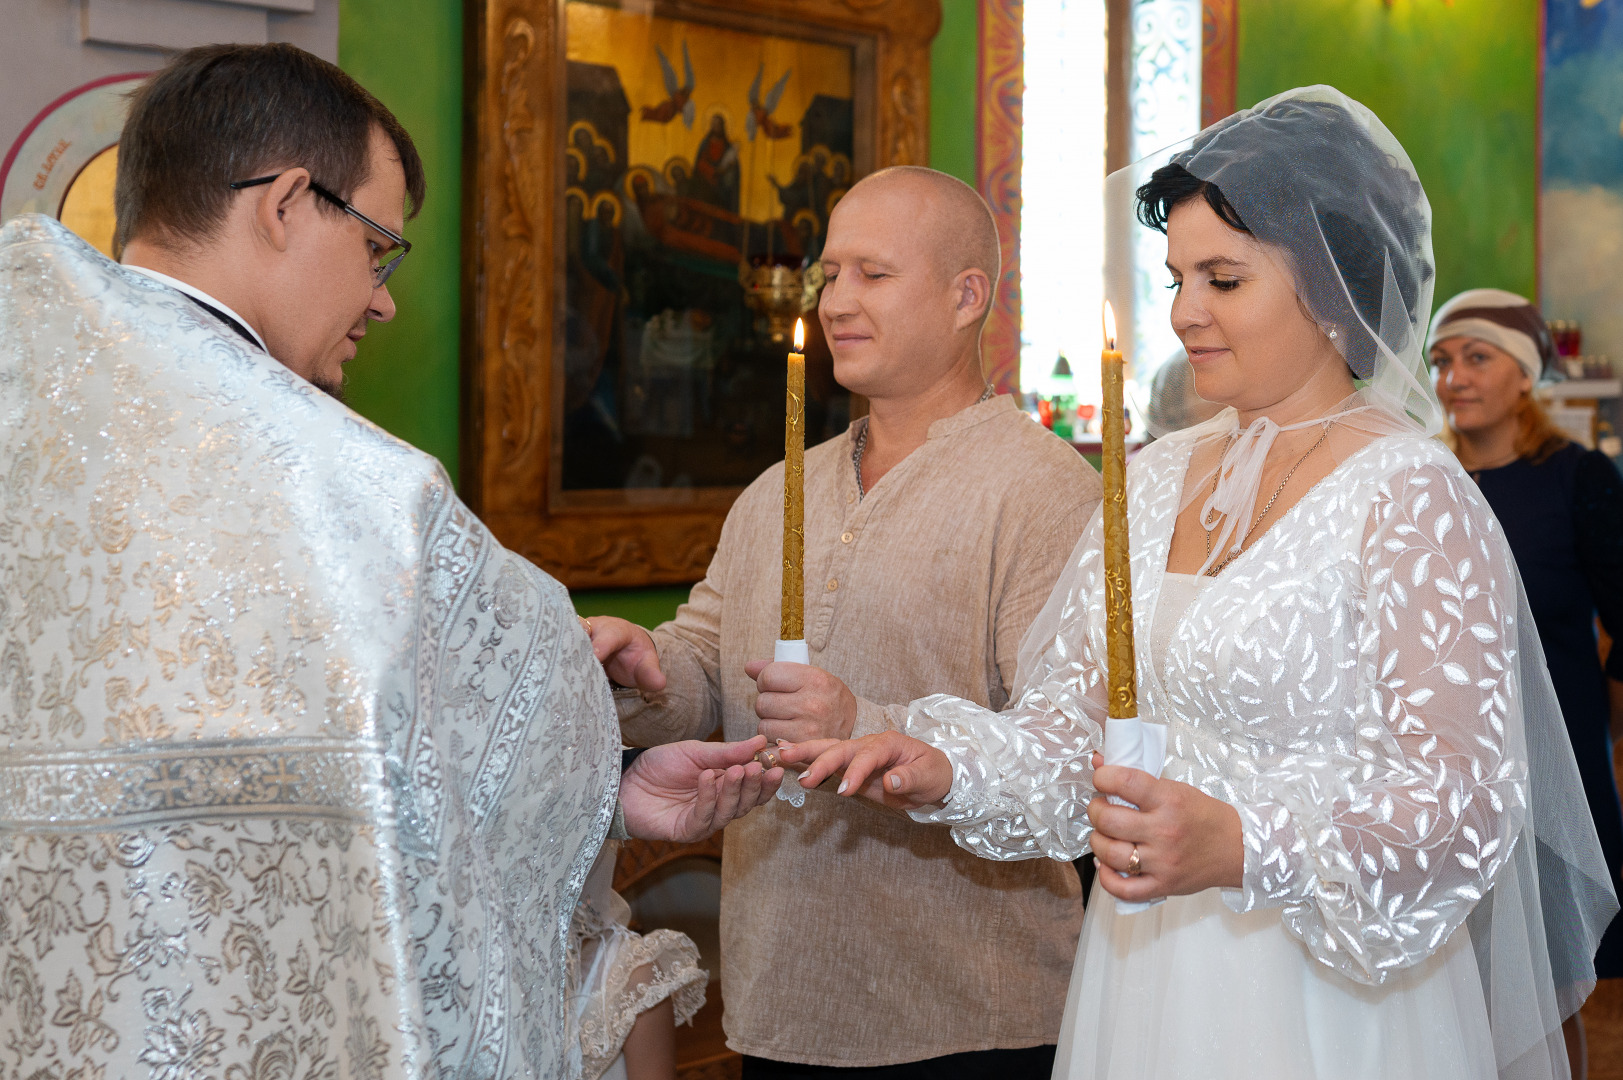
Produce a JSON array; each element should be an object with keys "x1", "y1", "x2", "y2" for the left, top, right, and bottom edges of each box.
[{"x1": 113, "y1": 43, "x2": 425, "y2": 255}]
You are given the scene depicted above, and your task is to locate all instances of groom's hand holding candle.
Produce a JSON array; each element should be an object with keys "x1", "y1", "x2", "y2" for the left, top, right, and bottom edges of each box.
[
  {"x1": 745, "y1": 658, "x2": 858, "y2": 743},
  {"x1": 1087, "y1": 754, "x2": 1245, "y2": 901}
]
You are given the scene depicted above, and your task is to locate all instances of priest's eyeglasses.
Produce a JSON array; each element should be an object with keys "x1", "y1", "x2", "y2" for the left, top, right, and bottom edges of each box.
[{"x1": 229, "y1": 173, "x2": 411, "y2": 288}]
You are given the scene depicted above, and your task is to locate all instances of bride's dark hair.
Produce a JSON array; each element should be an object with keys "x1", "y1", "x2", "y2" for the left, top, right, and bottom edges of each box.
[{"x1": 1134, "y1": 97, "x2": 1432, "y2": 379}]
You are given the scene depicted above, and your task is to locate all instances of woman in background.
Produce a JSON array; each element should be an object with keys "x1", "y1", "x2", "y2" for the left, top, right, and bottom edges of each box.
[{"x1": 1431, "y1": 290, "x2": 1623, "y2": 1075}]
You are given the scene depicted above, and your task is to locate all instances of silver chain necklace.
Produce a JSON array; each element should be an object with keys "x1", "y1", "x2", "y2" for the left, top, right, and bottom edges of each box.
[
  {"x1": 1201, "y1": 421, "x2": 1333, "y2": 577},
  {"x1": 853, "y1": 384, "x2": 996, "y2": 498}
]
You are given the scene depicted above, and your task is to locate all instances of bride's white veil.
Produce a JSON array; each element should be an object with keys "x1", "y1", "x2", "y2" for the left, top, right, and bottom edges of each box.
[
  {"x1": 1025, "y1": 86, "x2": 1618, "y2": 1078},
  {"x1": 1113, "y1": 86, "x2": 1443, "y2": 439}
]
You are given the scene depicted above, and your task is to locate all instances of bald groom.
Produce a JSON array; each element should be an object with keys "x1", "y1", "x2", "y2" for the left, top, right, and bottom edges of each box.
[{"x1": 588, "y1": 167, "x2": 1102, "y2": 1079}]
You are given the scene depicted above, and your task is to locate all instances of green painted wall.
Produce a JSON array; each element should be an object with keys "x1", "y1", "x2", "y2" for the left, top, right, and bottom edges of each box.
[
  {"x1": 931, "y1": 0, "x2": 980, "y2": 185},
  {"x1": 573, "y1": 586, "x2": 689, "y2": 629},
  {"x1": 1237, "y1": 0, "x2": 1539, "y2": 303},
  {"x1": 338, "y1": 0, "x2": 463, "y2": 477}
]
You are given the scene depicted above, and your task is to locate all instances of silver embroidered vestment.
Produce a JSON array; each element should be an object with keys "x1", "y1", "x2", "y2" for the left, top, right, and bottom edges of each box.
[{"x1": 0, "y1": 216, "x2": 618, "y2": 1080}]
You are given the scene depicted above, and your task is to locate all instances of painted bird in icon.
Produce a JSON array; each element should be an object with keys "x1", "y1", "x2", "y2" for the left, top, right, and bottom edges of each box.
[
  {"x1": 747, "y1": 64, "x2": 793, "y2": 141},
  {"x1": 641, "y1": 41, "x2": 697, "y2": 128}
]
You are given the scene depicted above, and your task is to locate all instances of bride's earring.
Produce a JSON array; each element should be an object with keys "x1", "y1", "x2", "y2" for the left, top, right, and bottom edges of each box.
[{"x1": 1326, "y1": 326, "x2": 1339, "y2": 340}]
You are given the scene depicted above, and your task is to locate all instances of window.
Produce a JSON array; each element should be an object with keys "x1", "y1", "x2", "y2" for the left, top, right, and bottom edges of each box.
[
  {"x1": 1021, "y1": 0, "x2": 1203, "y2": 407},
  {"x1": 1123, "y1": 0, "x2": 1203, "y2": 381},
  {"x1": 1020, "y1": 0, "x2": 1108, "y2": 398}
]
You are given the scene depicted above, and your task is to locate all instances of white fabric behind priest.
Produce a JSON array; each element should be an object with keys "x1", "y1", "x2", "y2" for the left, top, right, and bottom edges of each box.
[{"x1": 0, "y1": 214, "x2": 618, "y2": 1080}]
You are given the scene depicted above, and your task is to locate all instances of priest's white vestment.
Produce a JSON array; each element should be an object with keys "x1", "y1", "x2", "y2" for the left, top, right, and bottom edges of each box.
[{"x1": 0, "y1": 214, "x2": 618, "y2": 1080}]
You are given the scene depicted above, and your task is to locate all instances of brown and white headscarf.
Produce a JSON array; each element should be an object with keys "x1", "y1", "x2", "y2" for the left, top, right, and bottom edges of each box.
[{"x1": 1426, "y1": 287, "x2": 1556, "y2": 383}]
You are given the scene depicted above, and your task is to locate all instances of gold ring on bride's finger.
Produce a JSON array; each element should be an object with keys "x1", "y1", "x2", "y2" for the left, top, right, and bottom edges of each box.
[
  {"x1": 1125, "y1": 845, "x2": 1142, "y2": 876},
  {"x1": 579, "y1": 616, "x2": 593, "y2": 636},
  {"x1": 755, "y1": 749, "x2": 783, "y2": 771}
]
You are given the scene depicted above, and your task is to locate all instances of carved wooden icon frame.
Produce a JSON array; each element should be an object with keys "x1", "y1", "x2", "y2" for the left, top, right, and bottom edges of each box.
[{"x1": 463, "y1": 0, "x2": 940, "y2": 589}]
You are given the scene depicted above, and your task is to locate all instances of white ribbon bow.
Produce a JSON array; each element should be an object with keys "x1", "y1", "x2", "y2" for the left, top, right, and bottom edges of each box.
[{"x1": 1194, "y1": 413, "x2": 1336, "y2": 577}]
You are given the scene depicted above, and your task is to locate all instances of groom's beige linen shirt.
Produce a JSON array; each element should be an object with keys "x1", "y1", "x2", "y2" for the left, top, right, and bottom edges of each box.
[{"x1": 619, "y1": 394, "x2": 1102, "y2": 1067}]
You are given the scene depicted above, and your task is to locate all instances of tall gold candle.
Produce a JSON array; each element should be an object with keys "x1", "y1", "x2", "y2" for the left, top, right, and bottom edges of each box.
[
  {"x1": 782, "y1": 318, "x2": 806, "y2": 641},
  {"x1": 1100, "y1": 302, "x2": 1138, "y2": 719}
]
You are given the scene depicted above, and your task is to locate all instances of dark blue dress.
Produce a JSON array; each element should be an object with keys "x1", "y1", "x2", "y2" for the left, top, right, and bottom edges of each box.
[{"x1": 1472, "y1": 442, "x2": 1623, "y2": 978}]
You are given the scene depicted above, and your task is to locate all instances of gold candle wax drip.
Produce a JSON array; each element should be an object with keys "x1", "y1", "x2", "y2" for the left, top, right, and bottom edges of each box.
[
  {"x1": 1100, "y1": 302, "x2": 1138, "y2": 719},
  {"x1": 782, "y1": 318, "x2": 806, "y2": 641}
]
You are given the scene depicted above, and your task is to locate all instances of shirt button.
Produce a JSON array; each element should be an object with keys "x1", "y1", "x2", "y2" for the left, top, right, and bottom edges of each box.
[
  {"x1": 827, "y1": 579, "x2": 839, "y2": 591},
  {"x1": 841, "y1": 531, "x2": 854, "y2": 544},
  {"x1": 846, "y1": 492, "x2": 856, "y2": 504}
]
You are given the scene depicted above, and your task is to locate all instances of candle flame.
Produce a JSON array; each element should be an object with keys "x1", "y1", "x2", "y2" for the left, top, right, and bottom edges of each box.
[
  {"x1": 794, "y1": 318, "x2": 806, "y2": 352},
  {"x1": 1103, "y1": 301, "x2": 1118, "y2": 352}
]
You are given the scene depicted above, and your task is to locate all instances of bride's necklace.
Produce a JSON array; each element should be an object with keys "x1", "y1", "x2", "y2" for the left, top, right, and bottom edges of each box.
[{"x1": 1202, "y1": 421, "x2": 1333, "y2": 577}]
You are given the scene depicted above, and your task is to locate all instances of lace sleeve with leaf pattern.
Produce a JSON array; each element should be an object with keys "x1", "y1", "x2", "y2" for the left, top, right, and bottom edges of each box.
[
  {"x1": 1226, "y1": 462, "x2": 1527, "y2": 983},
  {"x1": 902, "y1": 524, "x2": 1110, "y2": 862}
]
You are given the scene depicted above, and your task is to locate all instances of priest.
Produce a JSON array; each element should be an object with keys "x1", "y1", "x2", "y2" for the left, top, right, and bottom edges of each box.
[{"x1": 0, "y1": 42, "x2": 777, "y2": 1080}]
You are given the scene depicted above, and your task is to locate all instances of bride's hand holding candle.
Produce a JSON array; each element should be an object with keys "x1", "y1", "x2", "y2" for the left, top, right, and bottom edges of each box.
[
  {"x1": 777, "y1": 732, "x2": 953, "y2": 812},
  {"x1": 1087, "y1": 754, "x2": 1245, "y2": 902}
]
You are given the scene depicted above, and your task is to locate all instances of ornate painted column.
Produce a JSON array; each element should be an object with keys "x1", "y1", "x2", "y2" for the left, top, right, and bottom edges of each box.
[
  {"x1": 977, "y1": 0, "x2": 1024, "y2": 394},
  {"x1": 1202, "y1": 0, "x2": 1238, "y2": 125}
]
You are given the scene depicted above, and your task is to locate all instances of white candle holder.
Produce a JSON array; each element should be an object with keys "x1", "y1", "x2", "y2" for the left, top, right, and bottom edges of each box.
[
  {"x1": 770, "y1": 639, "x2": 811, "y2": 806},
  {"x1": 774, "y1": 639, "x2": 810, "y2": 664},
  {"x1": 1102, "y1": 714, "x2": 1168, "y2": 914}
]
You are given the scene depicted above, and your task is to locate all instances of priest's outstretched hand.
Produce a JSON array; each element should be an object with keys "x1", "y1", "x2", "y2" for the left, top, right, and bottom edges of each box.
[
  {"x1": 744, "y1": 659, "x2": 858, "y2": 743},
  {"x1": 777, "y1": 732, "x2": 952, "y2": 813},
  {"x1": 621, "y1": 735, "x2": 784, "y2": 843}
]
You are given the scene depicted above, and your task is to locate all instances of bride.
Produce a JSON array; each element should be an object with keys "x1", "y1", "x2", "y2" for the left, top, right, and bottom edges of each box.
[{"x1": 782, "y1": 87, "x2": 1617, "y2": 1080}]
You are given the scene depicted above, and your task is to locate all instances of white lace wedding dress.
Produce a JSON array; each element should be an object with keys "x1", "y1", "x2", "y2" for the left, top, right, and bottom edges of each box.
[{"x1": 904, "y1": 426, "x2": 1551, "y2": 1079}]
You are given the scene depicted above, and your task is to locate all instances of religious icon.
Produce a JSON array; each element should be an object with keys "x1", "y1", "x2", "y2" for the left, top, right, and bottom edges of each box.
[
  {"x1": 464, "y1": 0, "x2": 933, "y2": 588},
  {"x1": 1544, "y1": 0, "x2": 1623, "y2": 373},
  {"x1": 640, "y1": 41, "x2": 696, "y2": 127},
  {"x1": 1, "y1": 73, "x2": 148, "y2": 258},
  {"x1": 561, "y1": 1, "x2": 858, "y2": 495}
]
